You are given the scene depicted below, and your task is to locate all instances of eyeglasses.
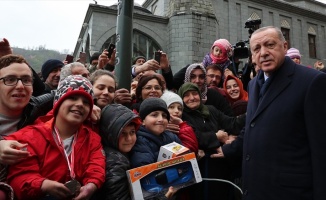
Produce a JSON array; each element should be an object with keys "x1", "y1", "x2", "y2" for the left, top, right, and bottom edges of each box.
[
  {"x1": 142, "y1": 85, "x2": 162, "y2": 91},
  {"x1": 206, "y1": 74, "x2": 221, "y2": 80},
  {"x1": 0, "y1": 76, "x2": 33, "y2": 86}
]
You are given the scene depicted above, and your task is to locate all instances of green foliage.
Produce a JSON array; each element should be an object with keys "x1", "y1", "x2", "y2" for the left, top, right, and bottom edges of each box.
[{"x1": 12, "y1": 47, "x2": 66, "y2": 73}]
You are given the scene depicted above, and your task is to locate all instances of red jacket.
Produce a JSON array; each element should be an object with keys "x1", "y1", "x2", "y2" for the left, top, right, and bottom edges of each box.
[
  {"x1": 5, "y1": 118, "x2": 105, "y2": 199},
  {"x1": 178, "y1": 122, "x2": 199, "y2": 153}
]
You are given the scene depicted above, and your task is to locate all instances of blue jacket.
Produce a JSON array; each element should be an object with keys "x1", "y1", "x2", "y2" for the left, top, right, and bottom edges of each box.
[{"x1": 130, "y1": 126, "x2": 181, "y2": 168}]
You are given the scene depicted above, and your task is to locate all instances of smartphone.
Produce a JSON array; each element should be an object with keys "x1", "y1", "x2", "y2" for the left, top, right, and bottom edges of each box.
[
  {"x1": 79, "y1": 52, "x2": 87, "y2": 64},
  {"x1": 106, "y1": 43, "x2": 116, "y2": 58},
  {"x1": 65, "y1": 54, "x2": 74, "y2": 64},
  {"x1": 154, "y1": 51, "x2": 161, "y2": 64}
]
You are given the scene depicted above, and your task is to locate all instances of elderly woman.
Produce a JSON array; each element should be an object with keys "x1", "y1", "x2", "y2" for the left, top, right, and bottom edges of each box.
[
  {"x1": 178, "y1": 82, "x2": 245, "y2": 200},
  {"x1": 182, "y1": 63, "x2": 234, "y2": 116}
]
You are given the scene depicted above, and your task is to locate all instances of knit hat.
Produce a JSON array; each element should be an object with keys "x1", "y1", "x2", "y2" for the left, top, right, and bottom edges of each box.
[
  {"x1": 160, "y1": 91, "x2": 183, "y2": 108},
  {"x1": 212, "y1": 39, "x2": 234, "y2": 58},
  {"x1": 53, "y1": 75, "x2": 94, "y2": 118},
  {"x1": 133, "y1": 56, "x2": 146, "y2": 65},
  {"x1": 90, "y1": 52, "x2": 101, "y2": 64},
  {"x1": 41, "y1": 59, "x2": 64, "y2": 81},
  {"x1": 286, "y1": 48, "x2": 301, "y2": 59},
  {"x1": 139, "y1": 97, "x2": 170, "y2": 121}
]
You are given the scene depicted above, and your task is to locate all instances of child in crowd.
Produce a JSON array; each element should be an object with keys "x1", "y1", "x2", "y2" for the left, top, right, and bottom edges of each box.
[
  {"x1": 5, "y1": 75, "x2": 105, "y2": 200},
  {"x1": 286, "y1": 47, "x2": 301, "y2": 64},
  {"x1": 96, "y1": 104, "x2": 142, "y2": 200},
  {"x1": 130, "y1": 97, "x2": 182, "y2": 168},
  {"x1": 202, "y1": 39, "x2": 234, "y2": 71},
  {"x1": 160, "y1": 91, "x2": 198, "y2": 153}
]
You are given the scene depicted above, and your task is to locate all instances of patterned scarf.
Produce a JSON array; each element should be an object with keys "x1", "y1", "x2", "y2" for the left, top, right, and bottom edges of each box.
[{"x1": 184, "y1": 63, "x2": 208, "y2": 102}]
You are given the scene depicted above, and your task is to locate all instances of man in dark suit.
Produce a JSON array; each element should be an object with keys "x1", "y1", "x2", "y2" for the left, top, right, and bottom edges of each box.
[{"x1": 242, "y1": 26, "x2": 326, "y2": 200}]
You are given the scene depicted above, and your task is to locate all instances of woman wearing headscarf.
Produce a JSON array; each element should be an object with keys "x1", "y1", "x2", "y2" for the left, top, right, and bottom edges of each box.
[
  {"x1": 223, "y1": 75, "x2": 248, "y2": 116},
  {"x1": 182, "y1": 63, "x2": 234, "y2": 116},
  {"x1": 178, "y1": 82, "x2": 245, "y2": 200}
]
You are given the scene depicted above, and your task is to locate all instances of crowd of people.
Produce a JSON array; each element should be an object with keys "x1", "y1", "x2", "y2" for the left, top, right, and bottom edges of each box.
[{"x1": 0, "y1": 25, "x2": 325, "y2": 200}]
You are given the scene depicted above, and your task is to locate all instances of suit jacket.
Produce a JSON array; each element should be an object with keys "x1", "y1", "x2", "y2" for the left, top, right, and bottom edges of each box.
[{"x1": 242, "y1": 57, "x2": 326, "y2": 200}]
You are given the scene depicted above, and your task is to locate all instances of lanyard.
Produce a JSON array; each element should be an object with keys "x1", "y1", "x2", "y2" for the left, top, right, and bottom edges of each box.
[{"x1": 54, "y1": 126, "x2": 78, "y2": 179}]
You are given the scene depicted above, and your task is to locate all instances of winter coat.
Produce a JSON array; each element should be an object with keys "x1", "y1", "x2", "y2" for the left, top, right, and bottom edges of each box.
[
  {"x1": 181, "y1": 105, "x2": 245, "y2": 200},
  {"x1": 96, "y1": 104, "x2": 141, "y2": 200},
  {"x1": 5, "y1": 118, "x2": 105, "y2": 200},
  {"x1": 182, "y1": 105, "x2": 245, "y2": 153},
  {"x1": 178, "y1": 122, "x2": 198, "y2": 153},
  {"x1": 242, "y1": 57, "x2": 326, "y2": 200},
  {"x1": 130, "y1": 126, "x2": 182, "y2": 168}
]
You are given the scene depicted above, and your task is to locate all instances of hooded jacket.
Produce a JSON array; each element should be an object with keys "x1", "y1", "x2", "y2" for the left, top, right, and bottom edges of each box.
[{"x1": 97, "y1": 104, "x2": 141, "y2": 200}]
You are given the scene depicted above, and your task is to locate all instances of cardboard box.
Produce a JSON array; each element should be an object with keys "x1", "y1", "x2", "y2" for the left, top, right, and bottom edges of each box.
[
  {"x1": 126, "y1": 152, "x2": 202, "y2": 200},
  {"x1": 157, "y1": 142, "x2": 190, "y2": 162}
]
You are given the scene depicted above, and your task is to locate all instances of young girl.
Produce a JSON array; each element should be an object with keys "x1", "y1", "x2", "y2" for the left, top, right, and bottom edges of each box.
[
  {"x1": 90, "y1": 69, "x2": 116, "y2": 109},
  {"x1": 5, "y1": 75, "x2": 105, "y2": 200},
  {"x1": 160, "y1": 91, "x2": 198, "y2": 153},
  {"x1": 202, "y1": 39, "x2": 234, "y2": 71},
  {"x1": 130, "y1": 97, "x2": 181, "y2": 168}
]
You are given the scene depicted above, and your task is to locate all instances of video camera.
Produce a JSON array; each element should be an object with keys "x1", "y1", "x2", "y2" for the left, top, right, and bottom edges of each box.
[
  {"x1": 233, "y1": 18, "x2": 262, "y2": 59},
  {"x1": 233, "y1": 40, "x2": 249, "y2": 59}
]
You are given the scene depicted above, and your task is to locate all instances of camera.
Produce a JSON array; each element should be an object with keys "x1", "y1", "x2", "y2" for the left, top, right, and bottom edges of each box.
[
  {"x1": 233, "y1": 18, "x2": 262, "y2": 59},
  {"x1": 245, "y1": 19, "x2": 262, "y2": 38},
  {"x1": 233, "y1": 40, "x2": 250, "y2": 59},
  {"x1": 244, "y1": 19, "x2": 261, "y2": 29}
]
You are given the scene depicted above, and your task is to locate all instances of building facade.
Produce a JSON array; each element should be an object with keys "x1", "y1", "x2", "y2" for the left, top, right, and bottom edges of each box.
[{"x1": 73, "y1": 0, "x2": 326, "y2": 72}]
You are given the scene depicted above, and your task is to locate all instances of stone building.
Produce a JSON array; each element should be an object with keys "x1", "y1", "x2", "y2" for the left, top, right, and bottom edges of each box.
[{"x1": 73, "y1": 0, "x2": 326, "y2": 72}]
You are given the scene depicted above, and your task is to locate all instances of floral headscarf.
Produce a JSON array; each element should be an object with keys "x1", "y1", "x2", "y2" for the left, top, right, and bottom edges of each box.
[{"x1": 184, "y1": 63, "x2": 208, "y2": 102}]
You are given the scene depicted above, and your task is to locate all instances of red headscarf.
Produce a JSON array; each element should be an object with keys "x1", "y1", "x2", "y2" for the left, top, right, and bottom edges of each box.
[{"x1": 223, "y1": 75, "x2": 248, "y2": 105}]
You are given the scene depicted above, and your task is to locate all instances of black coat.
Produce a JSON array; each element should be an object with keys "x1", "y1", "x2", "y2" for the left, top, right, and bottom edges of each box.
[
  {"x1": 181, "y1": 105, "x2": 245, "y2": 200},
  {"x1": 97, "y1": 104, "x2": 140, "y2": 200},
  {"x1": 242, "y1": 57, "x2": 326, "y2": 200}
]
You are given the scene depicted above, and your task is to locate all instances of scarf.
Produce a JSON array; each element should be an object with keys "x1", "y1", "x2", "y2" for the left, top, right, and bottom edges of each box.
[
  {"x1": 178, "y1": 82, "x2": 210, "y2": 119},
  {"x1": 184, "y1": 63, "x2": 208, "y2": 102}
]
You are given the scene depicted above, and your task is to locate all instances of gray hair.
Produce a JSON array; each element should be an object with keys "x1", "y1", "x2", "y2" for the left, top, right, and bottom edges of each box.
[
  {"x1": 60, "y1": 62, "x2": 85, "y2": 81},
  {"x1": 250, "y1": 26, "x2": 286, "y2": 42}
]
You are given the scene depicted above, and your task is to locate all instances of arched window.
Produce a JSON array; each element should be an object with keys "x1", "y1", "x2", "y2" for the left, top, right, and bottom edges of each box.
[{"x1": 101, "y1": 30, "x2": 161, "y2": 60}]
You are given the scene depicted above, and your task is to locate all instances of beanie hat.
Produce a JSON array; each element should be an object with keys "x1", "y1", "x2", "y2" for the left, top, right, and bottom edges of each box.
[
  {"x1": 133, "y1": 56, "x2": 146, "y2": 65},
  {"x1": 212, "y1": 39, "x2": 234, "y2": 58},
  {"x1": 90, "y1": 52, "x2": 101, "y2": 64},
  {"x1": 139, "y1": 97, "x2": 170, "y2": 121},
  {"x1": 53, "y1": 75, "x2": 94, "y2": 118},
  {"x1": 160, "y1": 91, "x2": 183, "y2": 108},
  {"x1": 41, "y1": 59, "x2": 64, "y2": 81},
  {"x1": 286, "y1": 48, "x2": 301, "y2": 59}
]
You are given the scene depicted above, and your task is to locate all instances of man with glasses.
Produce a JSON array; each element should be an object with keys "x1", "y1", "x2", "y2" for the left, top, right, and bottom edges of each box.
[{"x1": 0, "y1": 55, "x2": 55, "y2": 166}]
